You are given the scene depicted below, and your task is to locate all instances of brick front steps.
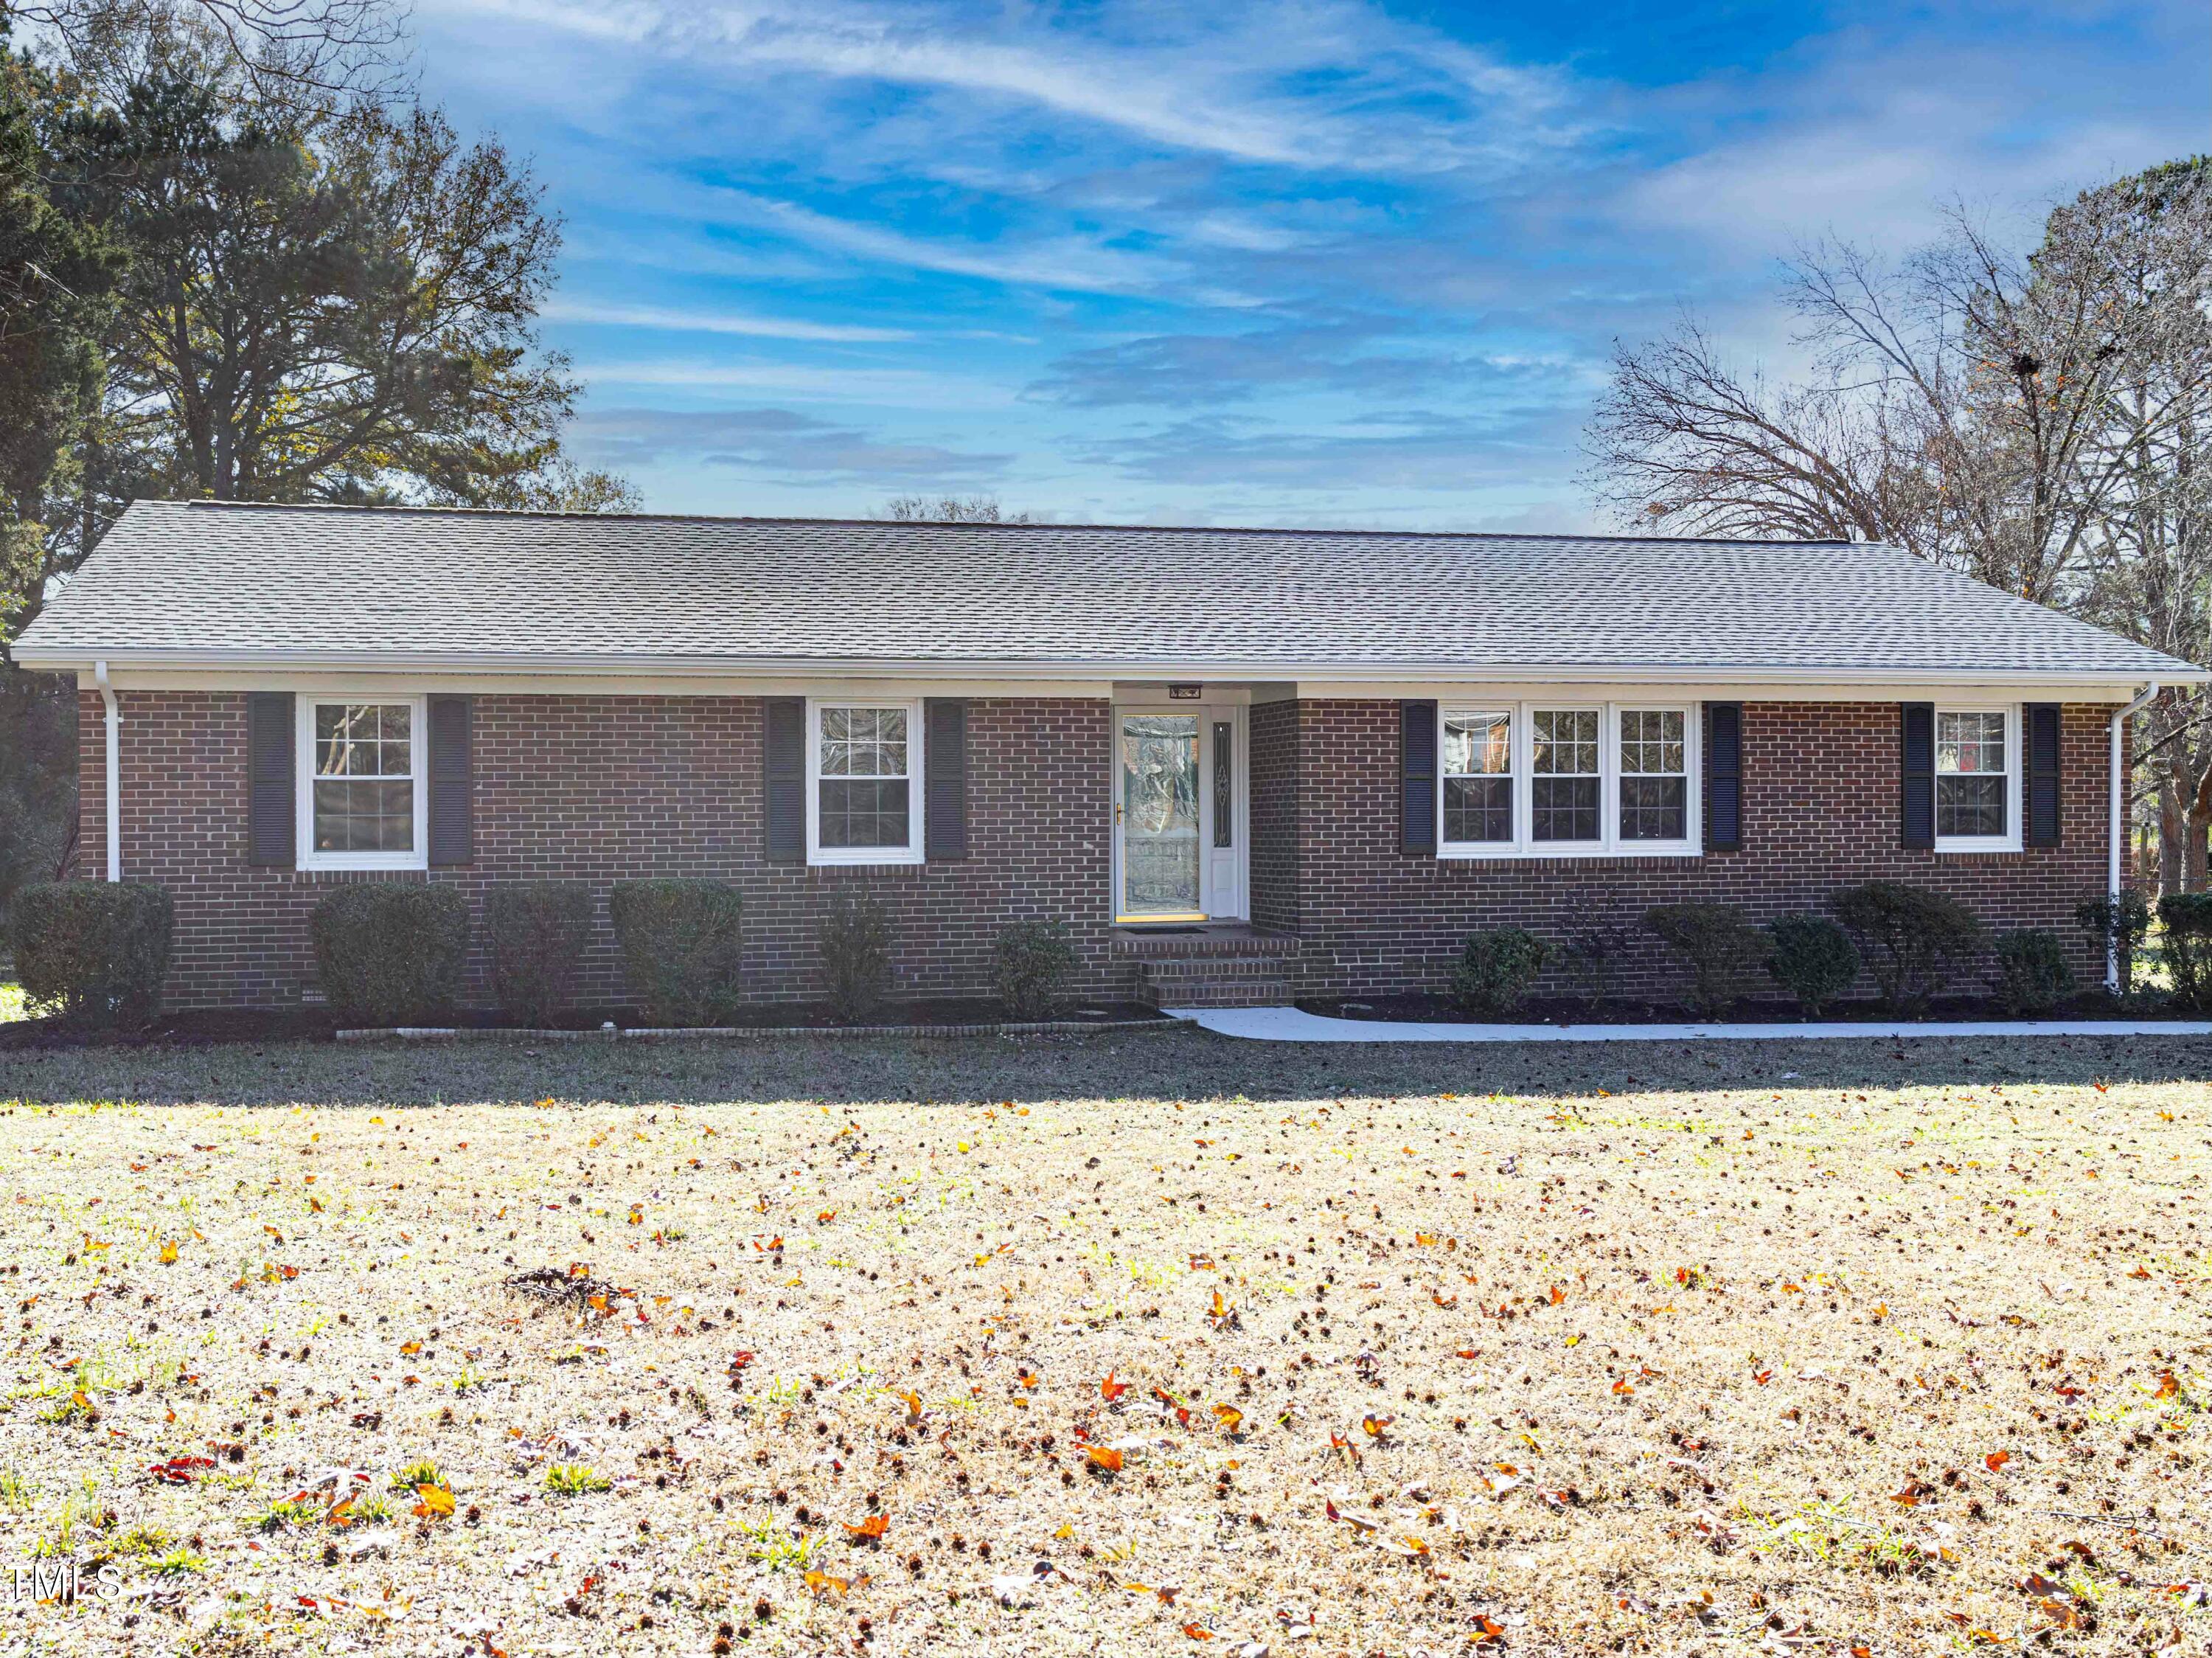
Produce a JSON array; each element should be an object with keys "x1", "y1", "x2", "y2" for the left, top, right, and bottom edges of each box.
[{"x1": 1113, "y1": 923, "x2": 1301, "y2": 1009}]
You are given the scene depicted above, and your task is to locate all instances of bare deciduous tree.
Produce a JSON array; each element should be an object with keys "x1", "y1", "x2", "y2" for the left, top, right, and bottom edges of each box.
[
  {"x1": 1587, "y1": 159, "x2": 2212, "y2": 888},
  {"x1": 7, "y1": 0, "x2": 410, "y2": 104},
  {"x1": 877, "y1": 493, "x2": 1034, "y2": 524}
]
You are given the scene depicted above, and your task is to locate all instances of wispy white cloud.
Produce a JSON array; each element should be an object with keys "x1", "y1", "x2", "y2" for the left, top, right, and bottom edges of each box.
[
  {"x1": 434, "y1": 0, "x2": 1584, "y2": 178},
  {"x1": 543, "y1": 299, "x2": 913, "y2": 341},
  {"x1": 692, "y1": 185, "x2": 1230, "y2": 299},
  {"x1": 572, "y1": 359, "x2": 1012, "y2": 409},
  {"x1": 409, "y1": 0, "x2": 2205, "y2": 522},
  {"x1": 568, "y1": 405, "x2": 1011, "y2": 482}
]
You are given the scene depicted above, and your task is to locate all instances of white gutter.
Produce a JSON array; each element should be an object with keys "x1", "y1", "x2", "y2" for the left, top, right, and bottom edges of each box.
[
  {"x1": 2109, "y1": 681, "x2": 2160, "y2": 990},
  {"x1": 93, "y1": 659, "x2": 119, "y2": 882}
]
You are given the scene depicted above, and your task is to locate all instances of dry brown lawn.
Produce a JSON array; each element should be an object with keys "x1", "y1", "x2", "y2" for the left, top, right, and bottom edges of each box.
[{"x1": 0, "y1": 1025, "x2": 2208, "y2": 1657}]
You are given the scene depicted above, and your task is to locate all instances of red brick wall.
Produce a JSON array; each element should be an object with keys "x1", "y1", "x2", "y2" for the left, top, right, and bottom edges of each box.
[
  {"x1": 77, "y1": 690, "x2": 2117, "y2": 1011},
  {"x1": 1269, "y1": 699, "x2": 2114, "y2": 1002},
  {"x1": 1248, "y1": 698, "x2": 1300, "y2": 934},
  {"x1": 80, "y1": 690, "x2": 1119, "y2": 1010}
]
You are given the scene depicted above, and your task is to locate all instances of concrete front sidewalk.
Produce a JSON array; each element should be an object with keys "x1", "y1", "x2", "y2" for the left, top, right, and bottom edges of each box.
[{"x1": 1165, "y1": 1006, "x2": 2212, "y2": 1043}]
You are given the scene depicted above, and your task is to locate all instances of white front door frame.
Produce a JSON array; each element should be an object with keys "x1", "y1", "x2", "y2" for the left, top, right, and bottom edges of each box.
[{"x1": 1111, "y1": 697, "x2": 1249, "y2": 923}]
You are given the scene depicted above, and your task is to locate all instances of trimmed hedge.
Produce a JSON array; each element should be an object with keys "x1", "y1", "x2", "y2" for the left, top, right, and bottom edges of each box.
[
  {"x1": 485, "y1": 882, "x2": 595, "y2": 1026},
  {"x1": 1832, "y1": 881, "x2": 1983, "y2": 1013},
  {"x1": 1447, "y1": 927, "x2": 1549, "y2": 1016},
  {"x1": 1644, "y1": 903, "x2": 1767, "y2": 1017},
  {"x1": 10, "y1": 881, "x2": 173, "y2": 1027},
  {"x1": 2158, "y1": 892, "x2": 2212, "y2": 1011},
  {"x1": 1992, "y1": 929, "x2": 2073, "y2": 1015},
  {"x1": 608, "y1": 879, "x2": 743, "y2": 1027},
  {"x1": 1765, "y1": 913, "x2": 1860, "y2": 1018},
  {"x1": 309, "y1": 884, "x2": 469, "y2": 1024},
  {"x1": 817, "y1": 890, "x2": 893, "y2": 1022},
  {"x1": 993, "y1": 920, "x2": 1080, "y2": 1021}
]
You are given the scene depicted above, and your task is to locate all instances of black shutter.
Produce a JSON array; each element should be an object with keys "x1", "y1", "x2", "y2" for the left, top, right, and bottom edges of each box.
[
  {"x1": 428, "y1": 695, "x2": 473, "y2": 865},
  {"x1": 924, "y1": 698, "x2": 968, "y2": 859},
  {"x1": 2025, "y1": 702, "x2": 2062, "y2": 847},
  {"x1": 246, "y1": 691, "x2": 295, "y2": 867},
  {"x1": 764, "y1": 696, "x2": 805, "y2": 863},
  {"x1": 1900, "y1": 702, "x2": 1935, "y2": 850},
  {"x1": 1399, "y1": 700, "x2": 1437, "y2": 854},
  {"x1": 1704, "y1": 701, "x2": 1742, "y2": 852}
]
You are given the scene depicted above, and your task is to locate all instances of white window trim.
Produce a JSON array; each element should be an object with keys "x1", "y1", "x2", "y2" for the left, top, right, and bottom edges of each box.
[
  {"x1": 1934, "y1": 701, "x2": 2023, "y2": 854},
  {"x1": 1439, "y1": 700, "x2": 1702, "y2": 860},
  {"x1": 295, "y1": 693, "x2": 429, "y2": 872},
  {"x1": 805, "y1": 696, "x2": 925, "y2": 867}
]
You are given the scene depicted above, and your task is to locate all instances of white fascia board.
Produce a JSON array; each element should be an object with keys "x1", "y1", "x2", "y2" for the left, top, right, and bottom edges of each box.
[
  {"x1": 31, "y1": 648, "x2": 2201, "y2": 696},
  {"x1": 1312, "y1": 678, "x2": 2174, "y2": 704}
]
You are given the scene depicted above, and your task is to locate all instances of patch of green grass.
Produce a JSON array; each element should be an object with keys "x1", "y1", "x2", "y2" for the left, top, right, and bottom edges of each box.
[
  {"x1": 147, "y1": 1546, "x2": 209, "y2": 1578},
  {"x1": 0, "y1": 983, "x2": 24, "y2": 1021},
  {"x1": 543, "y1": 1463, "x2": 611, "y2": 1496},
  {"x1": 392, "y1": 1458, "x2": 444, "y2": 1490},
  {"x1": 734, "y1": 1516, "x2": 824, "y2": 1572},
  {"x1": 0, "y1": 1469, "x2": 30, "y2": 1510},
  {"x1": 38, "y1": 1389, "x2": 98, "y2": 1426},
  {"x1": 255, "y1": 1497, "x2": 324, "y2": 1533}
]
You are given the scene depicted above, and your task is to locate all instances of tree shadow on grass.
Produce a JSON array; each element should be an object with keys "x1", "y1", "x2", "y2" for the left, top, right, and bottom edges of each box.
[{"x1": 0, "y1": 1024, "x2": 2208, "y2": 1109}]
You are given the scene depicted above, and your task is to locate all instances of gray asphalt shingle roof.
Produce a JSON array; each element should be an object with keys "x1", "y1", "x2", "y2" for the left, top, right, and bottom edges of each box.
[{"x1": 13, "y1": 499, "x2": 2198, "y2": 681}]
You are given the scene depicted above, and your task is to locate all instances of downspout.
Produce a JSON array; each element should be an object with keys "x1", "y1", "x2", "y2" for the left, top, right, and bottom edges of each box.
[
  {"x1": 94, "y1": 660, "x2": 119, "y2": 883},
  {"x1": 2109, "y1": 681, "x2": 2160, "y2": 991}
]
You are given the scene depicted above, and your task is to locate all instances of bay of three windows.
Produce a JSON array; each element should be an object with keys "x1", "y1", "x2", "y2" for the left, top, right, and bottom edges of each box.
[{"x1": 1441, "y1": 703, "x2": 1694, "y2": 855}]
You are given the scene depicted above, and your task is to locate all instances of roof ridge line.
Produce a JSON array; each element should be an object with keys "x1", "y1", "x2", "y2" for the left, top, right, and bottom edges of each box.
[{"x1": 159, "y1": 499, "x2": 1866, "y2": 549}]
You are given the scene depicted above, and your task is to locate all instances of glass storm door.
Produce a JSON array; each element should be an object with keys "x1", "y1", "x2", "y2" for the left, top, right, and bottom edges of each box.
[{"x1": 1119, "y1": 712, "x2": 1202, "y2": 920}]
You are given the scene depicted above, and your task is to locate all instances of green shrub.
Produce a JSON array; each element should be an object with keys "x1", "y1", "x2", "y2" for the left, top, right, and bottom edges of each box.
[
  {"x1": 1764, "y1": 913, "x2": 1860, "y2": 1018},
  {"x1": 2157, "y1": 892, "x2": 2212, "y2": 1011},
  {"x1": 1831, "y1": 881, "x2": 1983, "y2": 1013},
  {"x1": 309, "y1": 884, "x2": 469, "y2": 1024},
  {"x1": 993, "y1": 920, "x2": 1081, "y2": 1021},
  {"x1": 817, "y1": 890, "x2": 894, "y2": 1022},
  {"x1": 1992, "y1": 929, "x2": 2075, "y2": 1015},
  {"x1": 10, "y1": 881, "x2": 173, "y2": 1027},
  {"x1": 608, "y1": 879, "x2": 743, "y2": 1027},
  {"x1": 1643, "y1": 903, "x2": 1767, "y2": 1018},
  {"x1": 484, "y1": 882, "x2": 595, "y2": 1026},
  {"x1": 2076, "y1": 889, "x2": 2152, "y2": 999},
  {"x1": 1447, "y1": 927, "x2": 1550, "y2": 1016}
]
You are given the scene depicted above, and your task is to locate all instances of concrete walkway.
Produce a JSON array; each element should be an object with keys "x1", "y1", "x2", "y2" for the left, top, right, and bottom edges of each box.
[{"x1": 1164, "y1": 1005, "x2": 2212, "y2": 1044}]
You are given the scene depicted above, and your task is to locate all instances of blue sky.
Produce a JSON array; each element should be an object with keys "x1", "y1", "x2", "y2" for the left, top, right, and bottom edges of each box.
[{"x1": 411, "y1": 0, "x2": 2208, "y2": 529}]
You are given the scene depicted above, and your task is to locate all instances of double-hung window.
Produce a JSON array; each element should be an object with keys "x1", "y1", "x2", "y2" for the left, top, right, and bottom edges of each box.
[
  {"x1": 1438, "y1": 701, "x2": 1699, "y2": 857},
  {"x1": 1531, "y1": 709, "x2": 1601, "y2": 842},
  {"x1": 1935, "y1": 706, "x2": 2019, "y2": 850},
  {"x1": 1441, "y1": 711, "x2": 1513, "y2": 843},
  {"x1": 1617, "y1": 709, "x2": 1690, "y2": 842},
  {"x1": 297, "y1": 696, "x2": 427, "y2": 870},
  {"x1": 807, "y1": 699, "x2": 925, "y2": 864}
]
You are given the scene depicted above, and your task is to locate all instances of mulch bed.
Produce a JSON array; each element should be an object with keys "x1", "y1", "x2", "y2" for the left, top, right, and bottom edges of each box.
[
  {"x1": 1298, "y1": 990, "x2": 2185, "y2": 1025},
  {"x1": 0, "y1": 996, "x2": 1165, "y2": 1049}
]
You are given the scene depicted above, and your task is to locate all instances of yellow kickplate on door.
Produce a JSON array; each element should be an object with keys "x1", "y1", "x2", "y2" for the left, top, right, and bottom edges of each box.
[{"x1": 1116, "y1": 913, "x2": 1208, "y2": 925}]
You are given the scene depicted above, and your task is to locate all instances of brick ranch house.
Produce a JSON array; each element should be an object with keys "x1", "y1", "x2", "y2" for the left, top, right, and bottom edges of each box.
[{"x1": 13, "y1": 500, "x2": 2202, "y2": 1012}]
